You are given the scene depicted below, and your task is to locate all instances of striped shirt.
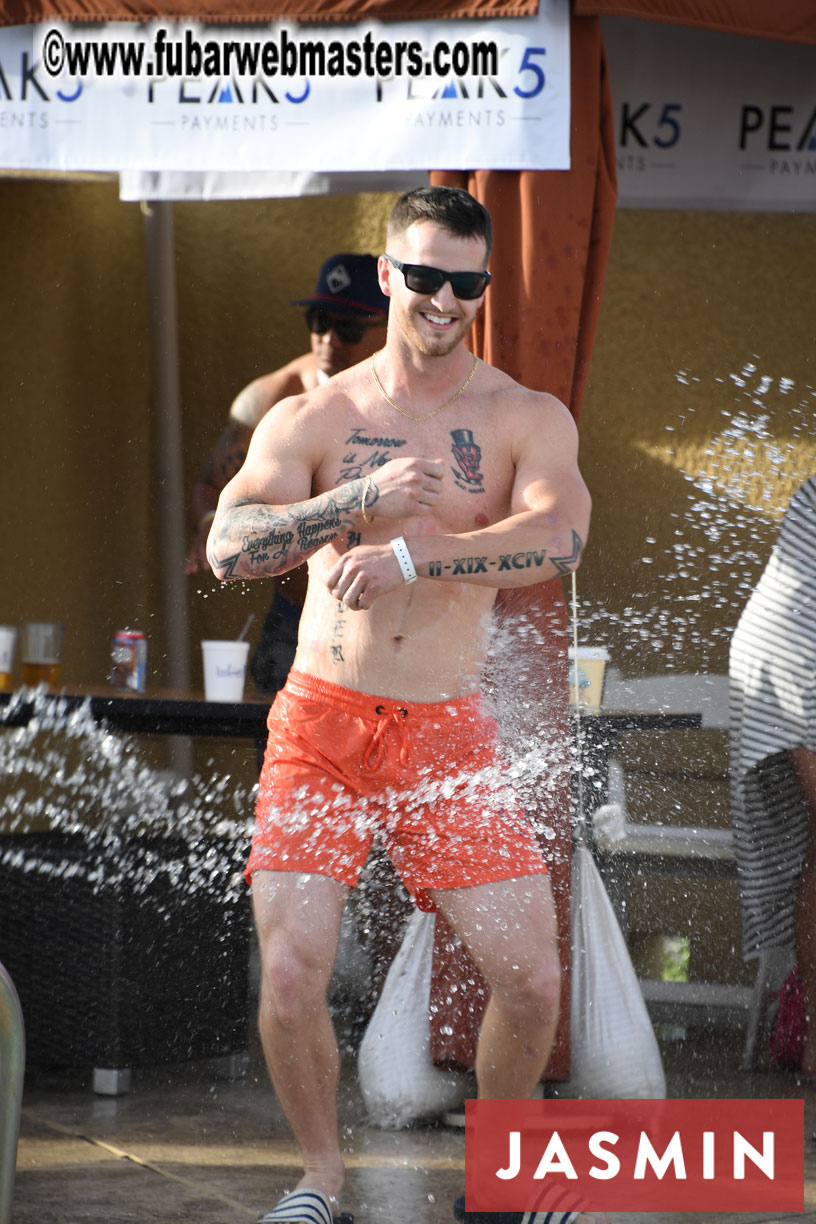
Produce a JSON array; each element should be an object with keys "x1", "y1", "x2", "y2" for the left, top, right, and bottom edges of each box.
[{"x1": 729, "y1": 475, "x2": 816, "y2": 958}]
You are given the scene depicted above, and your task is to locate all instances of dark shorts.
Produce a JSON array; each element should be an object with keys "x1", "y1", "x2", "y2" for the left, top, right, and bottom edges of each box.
[{"x1": 246, "y1": 670, "x2": 548, "y2": 911}]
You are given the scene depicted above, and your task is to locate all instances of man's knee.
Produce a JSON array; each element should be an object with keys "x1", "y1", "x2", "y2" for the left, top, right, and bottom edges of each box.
[
  {"x1": 526, "y1": 954, "x2": 562, "y2": 1020},
  {"x1": 260, "y1": 934, "x2": 332, "y2": 1026},
  {"x1": 493, "y1": 951, "x2": 561, "y2": 1024}
]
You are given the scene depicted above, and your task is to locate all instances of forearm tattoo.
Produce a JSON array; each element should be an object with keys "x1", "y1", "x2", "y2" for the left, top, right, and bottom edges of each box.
[
  {"x1": 208, "y1": 479, "x2": 379, "y2": 580},
  {"x1": 426, "y1": 531, "x2": 585, "y2": 580},
  {"x1": 550, "y1": 531, "x2": 585, "y2": 575}
]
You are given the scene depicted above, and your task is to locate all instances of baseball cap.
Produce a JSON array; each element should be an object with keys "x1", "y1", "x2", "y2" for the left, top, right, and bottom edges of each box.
[{"x1": 292, "y1": 253, "x2": 388, "y2": 319}]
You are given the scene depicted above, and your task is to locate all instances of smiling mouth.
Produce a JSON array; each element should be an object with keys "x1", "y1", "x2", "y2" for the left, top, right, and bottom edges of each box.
[{"x1": 421, "y1": 312, "x2": 457, "y2": 327}]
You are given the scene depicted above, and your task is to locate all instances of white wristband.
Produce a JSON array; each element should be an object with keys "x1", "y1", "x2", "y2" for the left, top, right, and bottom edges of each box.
[{"x1": 390, "y1": 536, "x2": 417, "y2": 584}]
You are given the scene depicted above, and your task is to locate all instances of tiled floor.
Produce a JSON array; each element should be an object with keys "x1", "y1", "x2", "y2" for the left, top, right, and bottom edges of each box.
[{"x1": 10, "y1": 1021, "x2": 816, "y2": 1224}]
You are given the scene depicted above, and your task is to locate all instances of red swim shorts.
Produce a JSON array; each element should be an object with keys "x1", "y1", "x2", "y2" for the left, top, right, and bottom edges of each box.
[{"x1": 246, "y1": 670, "x2": 548, "y2": 910}]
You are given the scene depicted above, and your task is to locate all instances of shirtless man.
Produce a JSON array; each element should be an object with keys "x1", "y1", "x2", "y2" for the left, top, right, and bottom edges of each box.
[{"x1": 208, "y1": 187, "x2": 600, "y2": 1224}]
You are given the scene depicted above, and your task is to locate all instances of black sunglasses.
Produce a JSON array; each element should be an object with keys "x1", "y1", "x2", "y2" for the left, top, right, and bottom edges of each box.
[
  {"x1": 384, "y1": 254, "x2": 491, "y2": 300},
  {"x1": 305, "y1": 308, "x2": 383, "y2": 344}
]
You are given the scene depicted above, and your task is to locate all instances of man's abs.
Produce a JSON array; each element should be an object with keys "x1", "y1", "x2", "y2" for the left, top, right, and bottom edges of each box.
[{"x1": 293, "y1": 573, "x2": 495, "y2": 701}]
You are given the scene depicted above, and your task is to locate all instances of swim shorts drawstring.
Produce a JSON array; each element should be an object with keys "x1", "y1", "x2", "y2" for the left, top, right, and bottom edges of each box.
[{"x1": 362, "y1": 707, "x2": 410, "y2": 772}]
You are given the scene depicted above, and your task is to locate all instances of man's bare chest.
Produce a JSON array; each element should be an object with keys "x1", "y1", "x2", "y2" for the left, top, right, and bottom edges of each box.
[{"x1": 315, "y1": 412, "x2": 514, "y2": 529}]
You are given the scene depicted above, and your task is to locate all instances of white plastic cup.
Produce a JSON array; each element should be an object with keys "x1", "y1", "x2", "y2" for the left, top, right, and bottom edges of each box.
[
  {"x1": 567, "y1": 645, "x2": 610, "y2": 710},
  {"x1": 202, "y1": 640, "x2": 250, "y2": 702},
  {"x1": 0, "y1": 625, "x2": 17, "y2": 691}
]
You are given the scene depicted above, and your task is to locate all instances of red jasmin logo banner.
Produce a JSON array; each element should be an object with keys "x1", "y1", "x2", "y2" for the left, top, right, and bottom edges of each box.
[{"x1": 466, "y1": 1098, "x2": 804, "y2": 1213}]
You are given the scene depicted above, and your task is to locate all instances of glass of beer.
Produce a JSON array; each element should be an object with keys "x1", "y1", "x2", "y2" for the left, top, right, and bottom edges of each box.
[
  {"x1": 0, "y1": 625, "x2": 17, "y2": 691},
  {"x1": 21, "y1": 622, "x2": 65, "y2": 688}
]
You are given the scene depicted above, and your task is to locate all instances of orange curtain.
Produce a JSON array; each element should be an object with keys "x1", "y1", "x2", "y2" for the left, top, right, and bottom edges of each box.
[
  {"x1": 574, "y1": 0, "x2": 816, "y2": 43},
  {"x1": 1, "y1": 0, "x2": 535, "y2": 28},
  {"x1": 427, "y1": 12, "x2": 617, "y2": 1078},
  {"x1": 431, "y1": 25, "x2": 617, "y2": 421}
]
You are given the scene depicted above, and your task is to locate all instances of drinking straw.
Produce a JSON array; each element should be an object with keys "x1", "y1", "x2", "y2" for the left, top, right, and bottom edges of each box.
[{"x1": 237, "y1": 613, "x2": 255, "y2": 642}]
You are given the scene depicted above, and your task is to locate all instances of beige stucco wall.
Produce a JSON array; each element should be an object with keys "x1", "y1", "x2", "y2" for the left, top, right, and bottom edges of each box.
[
  {"x1": 579, "y1": 209, "x2": 816, "y2": 678},
  {"x1": 1, "y1": 179, "x2": 156, "y2": 680}
]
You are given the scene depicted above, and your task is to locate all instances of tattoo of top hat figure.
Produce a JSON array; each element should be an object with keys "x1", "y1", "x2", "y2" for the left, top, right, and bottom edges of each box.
[{"x1": 450, "y1": 428, "x2": 485, "y2": 492}]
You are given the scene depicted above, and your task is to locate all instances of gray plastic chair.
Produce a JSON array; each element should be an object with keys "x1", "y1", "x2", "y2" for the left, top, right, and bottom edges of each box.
[{"x1": 589, "y1": 673, "x2": 770, "y2": 1061}]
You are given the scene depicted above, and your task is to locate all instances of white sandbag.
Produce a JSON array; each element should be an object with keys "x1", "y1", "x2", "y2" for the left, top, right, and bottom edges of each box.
[
  {"x1": 358, "y1": 908, "x2": 472, "y2": 1128},
  {"x1": 559, "y1": 841, "x2": 666, "y2": 1099}
]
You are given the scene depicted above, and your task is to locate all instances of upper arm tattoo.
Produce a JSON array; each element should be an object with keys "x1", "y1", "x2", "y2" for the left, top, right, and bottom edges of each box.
[
  {"x1": 201, "y1": 419, "x2": 251, "y2": 491},
  {"x1": 215, "y1": 420, "x2": 251, "y2": 486}
]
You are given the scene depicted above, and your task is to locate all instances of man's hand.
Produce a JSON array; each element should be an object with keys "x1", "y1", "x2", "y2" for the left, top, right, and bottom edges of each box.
[
  {"x1": 366, "y1": 457, "x2": 444, "y2": 519},
  {"x1": 324, "y1": 457, "x2": 442, "y2": 608},
  {"x1": 325, "y1": 544, "x2": 405, "y2": 610}
]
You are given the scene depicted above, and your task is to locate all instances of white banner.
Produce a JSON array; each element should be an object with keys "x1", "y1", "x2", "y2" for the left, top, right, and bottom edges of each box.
[
  {"x1": 118, "y1": 168, "x2": 429, "y2": 201},
  {"x1": 0, "y1": 3, "x2": 571, "y2": 173},
  {"x1": 604, "y1": 17, "x2": 816, "y2": 212}
]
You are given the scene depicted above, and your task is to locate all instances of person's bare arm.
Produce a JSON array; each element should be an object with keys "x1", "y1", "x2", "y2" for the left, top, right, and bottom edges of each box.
[
  {"x1": 185, "y1": 363, "x2": 312, "y2": 575},
  {"x1": 186, "y1": 419, "x2": 254, "y2": 574},
  {"x1": 206, "y1": 397, "x2": 446, "y2": 582},
  {"x1": 326, "y1": 393, "x2": 591, "y2": 607}
]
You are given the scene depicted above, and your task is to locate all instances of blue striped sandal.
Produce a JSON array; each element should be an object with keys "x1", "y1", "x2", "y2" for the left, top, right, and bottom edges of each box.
[{"x1": 260, "y1": 1188, "x2": 353, "y2": 1224}]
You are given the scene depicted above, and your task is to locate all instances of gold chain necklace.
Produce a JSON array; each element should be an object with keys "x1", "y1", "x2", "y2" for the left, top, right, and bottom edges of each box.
[{"x1": 370, "y1": 355, "x2": 478, "y2": 423}]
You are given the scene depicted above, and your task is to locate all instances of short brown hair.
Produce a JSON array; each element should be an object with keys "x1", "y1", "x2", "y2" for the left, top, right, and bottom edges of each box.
[{"x1": 387, "y1": 186, "x2": 493, "y2": 259}]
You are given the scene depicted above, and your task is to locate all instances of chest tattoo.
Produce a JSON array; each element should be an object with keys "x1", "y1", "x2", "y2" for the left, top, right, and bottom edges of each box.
[
  {"x1": 339, "y1": 428, "x2": 407, "y2": 482},
  {"x1": 450, "y1": 428, "x2": 485, "y2": 494}
]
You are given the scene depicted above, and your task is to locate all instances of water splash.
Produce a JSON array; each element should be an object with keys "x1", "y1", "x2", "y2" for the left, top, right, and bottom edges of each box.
[
  {"x1": 0, "y1": 689, "x2": 252, "y2": 898},
  {"x1": 0, "y1": 630, "x2": 576, "y2": 904}
]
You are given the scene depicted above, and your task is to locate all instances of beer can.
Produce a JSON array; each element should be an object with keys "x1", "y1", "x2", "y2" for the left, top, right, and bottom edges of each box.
[{"x1": 110, "y1": 630, "x2": 147, "y2": 692}]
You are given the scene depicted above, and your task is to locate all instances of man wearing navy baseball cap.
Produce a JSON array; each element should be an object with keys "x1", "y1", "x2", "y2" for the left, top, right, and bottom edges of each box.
[{"x1": 292, "y1": 252, "x2": 390, "y2": 324}]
